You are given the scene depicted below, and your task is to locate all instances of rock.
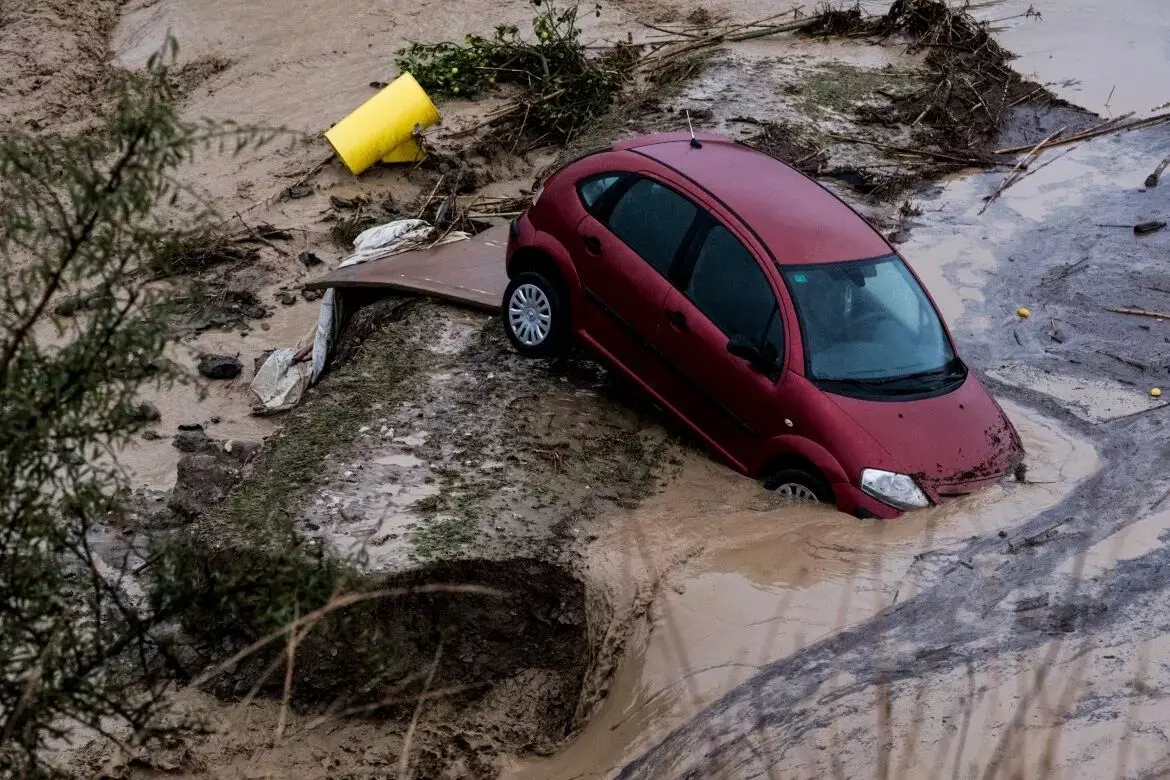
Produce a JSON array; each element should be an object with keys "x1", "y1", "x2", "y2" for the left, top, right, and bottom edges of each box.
[
  {"x1": 173, "y1": 427, "x2": 211, "y2": 453},
  {"x1": 253, "y1": 350, "x2": 275, "y2": 374},
  {"x1": 142, "y1": 430, "x2": 162, "y2": 441},
  {"x1": 278, "y1": 291, "x2": 298, "y2": 306},
  {"x1": 339, "y1": 505, "x2": 364, "y2": 522},
  {"x1": 197, "y1": 354, "x2": 242, "y2": 380},
  {"x1": 135, "y1": 401, "x2": 161, "y2": 421},
  {"x1": 168, "y1": 453, "x2": 241, "y2": 518},
  {"x1": 329, "y1": 195, "x2": 358, "y2": 210},
  {"x1": 302, "y1": 288, "x2": 323, "y2": 302},
  {"x1": 221, "y1": 439, "x2": 262, "y2": 464},
  {"x1": 287, "y1": 184, "x2": 313, "y2": 199},
  {"x1": 298, "y1": 251, "x2": 323, "y2": 268},
  {"x1": 177, "y1": 423, "x2": 204, "y2": 432}
]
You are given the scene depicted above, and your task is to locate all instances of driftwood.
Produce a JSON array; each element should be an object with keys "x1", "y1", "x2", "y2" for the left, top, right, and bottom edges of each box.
[
  {"x1": 994, "y1": 111, "x2": 1170, "y2": 155},
  {"x1": 828, "y1": 134, "x2": 998, "y2": 166},
  {"x1": 1145, "y1": 154, "x2": 1170, "y2": 188},
  {"x1": 1108, "y1": 306, "x2": 1170, "y2": 320},
  {"x1": 979, "y1": 126, "x2": 1065, "y2": 214},
  {"x1": 639, "y1": 7, "x2": 814, "y2": 73}
]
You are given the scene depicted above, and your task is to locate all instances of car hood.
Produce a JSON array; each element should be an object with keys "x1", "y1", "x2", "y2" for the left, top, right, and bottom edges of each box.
[{"x1": 826, "y1": 374, "x2": 1023, "y2": 498}]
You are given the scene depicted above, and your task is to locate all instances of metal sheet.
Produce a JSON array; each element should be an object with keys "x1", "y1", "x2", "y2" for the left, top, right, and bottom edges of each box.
[{"x1": 304, "y1": 223, "x2": 510, "y2": 311}]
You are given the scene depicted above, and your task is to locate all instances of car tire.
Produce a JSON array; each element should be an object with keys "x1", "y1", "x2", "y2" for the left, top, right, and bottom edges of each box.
[
  {"x1": 763, "y1": 468, "x2": 832, "y2": 504},
  {"x1": 503, "y1": 271, "x2": 569, "y2": 359}
]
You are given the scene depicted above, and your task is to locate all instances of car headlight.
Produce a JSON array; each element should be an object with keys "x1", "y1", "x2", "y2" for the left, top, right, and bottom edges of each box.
[{"x1": 860, "y1": 468, "x2": 930, "y2": 511}]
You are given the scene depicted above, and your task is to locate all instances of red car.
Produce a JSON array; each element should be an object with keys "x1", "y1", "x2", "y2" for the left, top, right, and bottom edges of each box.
[{"x1": 502, "y1": 132, "x2": 1023, "y2": 519}]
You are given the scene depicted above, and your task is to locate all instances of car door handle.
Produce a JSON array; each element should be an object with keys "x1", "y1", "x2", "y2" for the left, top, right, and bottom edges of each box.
[
  {"x1": 666, "y1": 309, "x2": 689, "y2": 332},
  {"x1": 581, "y1": 235, "x2": 602, "y2": 255}
]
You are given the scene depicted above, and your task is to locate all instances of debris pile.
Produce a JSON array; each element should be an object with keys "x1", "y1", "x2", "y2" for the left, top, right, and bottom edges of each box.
[
  {"x1": 808, "y1": 0, "x2": 1054, "y2": 149},
  {"x1": 396, "y1": 2, "x2": 639, "y2": 145}
]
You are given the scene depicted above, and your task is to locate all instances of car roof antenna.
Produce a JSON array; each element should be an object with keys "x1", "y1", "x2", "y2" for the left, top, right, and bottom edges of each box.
[{"x1": 686, "y1": 110, "x2": 702, "y2": 149}]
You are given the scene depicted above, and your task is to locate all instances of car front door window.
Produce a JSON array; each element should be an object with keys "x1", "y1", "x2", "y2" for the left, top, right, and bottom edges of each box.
[
  {"x1": 606, "y1": 177, "x2": 698, "y2": 276},
  {"x1": 685, "y1": 224, "x2": 784, "y2": 369}
]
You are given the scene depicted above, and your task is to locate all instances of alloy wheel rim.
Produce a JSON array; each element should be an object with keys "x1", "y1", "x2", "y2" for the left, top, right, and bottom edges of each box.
[
  {"x1": 772, "y1": 483, "x2": 818, "y2": 502},
  {"x1": 508, "y1": 284, "x2": 552, "y2": 347}
]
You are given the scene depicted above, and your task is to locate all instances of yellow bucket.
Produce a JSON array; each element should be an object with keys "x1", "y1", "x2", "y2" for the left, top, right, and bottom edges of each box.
[{"x1": 325, "y1": 73, "x2": 440, "y2": 175}]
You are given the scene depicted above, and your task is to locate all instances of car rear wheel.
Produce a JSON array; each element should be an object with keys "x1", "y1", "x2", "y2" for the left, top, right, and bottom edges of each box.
[
  {"x1": 503, "y1": 271, "x2": 569, "y2": 359},
  {"x1": 763, "y1": 468, "x2": 832, "y2": 504}
]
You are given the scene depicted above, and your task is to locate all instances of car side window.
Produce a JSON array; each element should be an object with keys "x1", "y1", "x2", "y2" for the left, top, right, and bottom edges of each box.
[
  {"x1": 686, "y1": 224, "x2": 784, "y2": 360},
  {"x1": 606, "y1": 177, "x2": 698, "y2": 275},
  {"x1": 577, "y1": 173, "x2": 625, "y2": 212}
]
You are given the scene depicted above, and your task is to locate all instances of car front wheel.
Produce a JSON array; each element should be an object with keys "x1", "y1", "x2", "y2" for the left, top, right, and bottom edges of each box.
[
  {"x1": 503, "y1": 271, "x2": 569, "y2": 359},
  {"x1": 763, "y1": 468, "x2": 832, "y2": 504}
]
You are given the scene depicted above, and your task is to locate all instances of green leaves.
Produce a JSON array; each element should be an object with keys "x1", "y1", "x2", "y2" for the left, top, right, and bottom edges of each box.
[
  {"x1": 394, "y1": 1, "x2": 635, "y2": 143},
  {"x1": 0, "y1": 48, "x2": 276, "y2": 776}
]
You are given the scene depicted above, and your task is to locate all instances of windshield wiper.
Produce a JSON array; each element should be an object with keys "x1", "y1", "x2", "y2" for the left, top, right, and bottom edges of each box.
[{"x1": 821, "y1": 361, "x2": 966, "y2": 387}]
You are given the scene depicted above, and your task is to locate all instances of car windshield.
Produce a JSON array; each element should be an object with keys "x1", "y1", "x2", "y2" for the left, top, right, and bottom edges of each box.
[{"x1": 781, "y1": 255, "x2": 958, "y2": 386}]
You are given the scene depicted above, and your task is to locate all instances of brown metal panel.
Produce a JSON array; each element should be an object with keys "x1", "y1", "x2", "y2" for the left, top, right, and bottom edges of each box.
[{"x1": 304, "y1": 223, "x2": 511, "y2": 312}]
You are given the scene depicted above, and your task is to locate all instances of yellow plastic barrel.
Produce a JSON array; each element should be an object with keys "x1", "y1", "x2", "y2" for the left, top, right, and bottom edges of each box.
[
  {"x1": 325, "y1": 73, "x2": 440, "y2": 175},
  {"x1": 381, "y1": 137, "x2": 426, "y2": 165}
]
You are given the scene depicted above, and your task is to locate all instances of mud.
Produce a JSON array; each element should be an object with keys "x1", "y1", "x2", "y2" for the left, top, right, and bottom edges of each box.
[
  {"x1": 16, "y1": 0, "x2": 1170, "y2": 776},
  {"x1": 0, "y1": 0, "x2": 119, "y2": 132},
  {"x1": 598, "y1": 3, "x2": 1170, "y2": 777},
  {"x1": 76, "y1": 558, "x2": 604, "y2": 779},
  {"x1": 505, "y1": 401, "x2": 1096, "y2": 779}
]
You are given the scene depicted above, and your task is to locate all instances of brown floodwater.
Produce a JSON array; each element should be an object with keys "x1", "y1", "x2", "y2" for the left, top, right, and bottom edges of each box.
[
  {"x1": 117, "y1": 287, "x2": 319, "y2": 490},
  {"x1": 505, "y1": 401, "x2": 1097, "y2": 780}
]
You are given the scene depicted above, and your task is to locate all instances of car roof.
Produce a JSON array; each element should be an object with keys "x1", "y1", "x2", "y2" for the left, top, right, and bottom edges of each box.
[{"x1": 614, "y1": 133, "x2": 891, "y2": 266}]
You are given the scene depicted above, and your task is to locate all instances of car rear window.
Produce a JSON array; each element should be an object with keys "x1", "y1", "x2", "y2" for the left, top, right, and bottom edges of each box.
[
  {"x1": 606, "y1": 178, "x2": 698, "y2": 275},
  {"x1": 577, "y1": 173, "x2": 625, "y2": 211}
]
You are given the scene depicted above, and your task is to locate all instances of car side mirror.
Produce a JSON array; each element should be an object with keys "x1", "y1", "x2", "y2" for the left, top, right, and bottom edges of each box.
[{"x1": 727, "y1": 336, "x2": 779, "y2": 375}]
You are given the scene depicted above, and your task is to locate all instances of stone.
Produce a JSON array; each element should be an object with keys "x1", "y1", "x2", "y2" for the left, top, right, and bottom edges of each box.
[
  {"x1": 197, "y1": 354, "x2": 242, "y2": 380},
  {"x1": 253, "y1": 350, "x2": 275, "y2": 374},
  {"x1": 177, "y1": 423, "x2": 204, "y2": 432},
  {"x1": 142, "y1": 430, "x2": 162, "y2": 441},
  {"x1": 168, "y1": 453, "x2": 241, "y2": 518},
  {"x1": 329, "y1": 195, "x2": 357, "y2": 210},
  {"x1": 135, "y1": 401, "x2": 161, "y2": 421},
  {"x1": 287, "y1": 184, "x2": 313, "y2": 199},
  {"x1": 298, "y1": 251, "x2": 323, "y2": 268},
  {"x1": 278, "y1": 291, "x2": 298, "y2": 306},
  {"x1": 173, "y1": 428, "x2": 211, "y2": 453},
  {"x1": 221, "y1": 439, "x2": 262, "y2": 464},
  {"x1": 302, "y1": 288, "x2": 323, "y2": 302}
]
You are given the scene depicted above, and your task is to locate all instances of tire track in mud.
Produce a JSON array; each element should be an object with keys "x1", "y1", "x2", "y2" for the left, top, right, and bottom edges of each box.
[{"x1": 616, "y1": 130, "x2": 1170, "y2": 778}]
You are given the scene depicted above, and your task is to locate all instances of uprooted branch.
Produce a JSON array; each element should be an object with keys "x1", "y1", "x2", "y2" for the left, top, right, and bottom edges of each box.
[{"x1": 396, "y1": 1, "x2": 640, "y2": 145}]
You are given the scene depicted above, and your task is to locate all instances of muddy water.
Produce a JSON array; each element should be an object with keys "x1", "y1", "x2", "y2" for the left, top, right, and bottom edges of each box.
[
  {"x1": 507, "y1": 401, "x2": 1096, "y2": 780},
  {"x1": 974, "y1": 0, "x2": 1170, "y2": 116},
  {"x1": 760, "y1": 628, "x2": 1170, "y2": 779},
  {"x1": 118, "y1": 288, "x2": 319, "y2": 490}
]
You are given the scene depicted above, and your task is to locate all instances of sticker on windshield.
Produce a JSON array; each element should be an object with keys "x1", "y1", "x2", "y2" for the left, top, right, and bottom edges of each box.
[{"x1": 792, "y1": 273, "x2": 808, "y2": 283}]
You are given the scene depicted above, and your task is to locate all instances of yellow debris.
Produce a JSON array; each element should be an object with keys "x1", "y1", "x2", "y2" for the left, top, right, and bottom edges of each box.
[
  {"x1": 324, "y1": 73, "x2": 440, "y2": 176},
  {"x1": 1017, "y1": 307, "x2": 1031, "y2": 318},
  {"x1": 1152, "y1": 388, "x2": 1163, "y2": 398}
]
